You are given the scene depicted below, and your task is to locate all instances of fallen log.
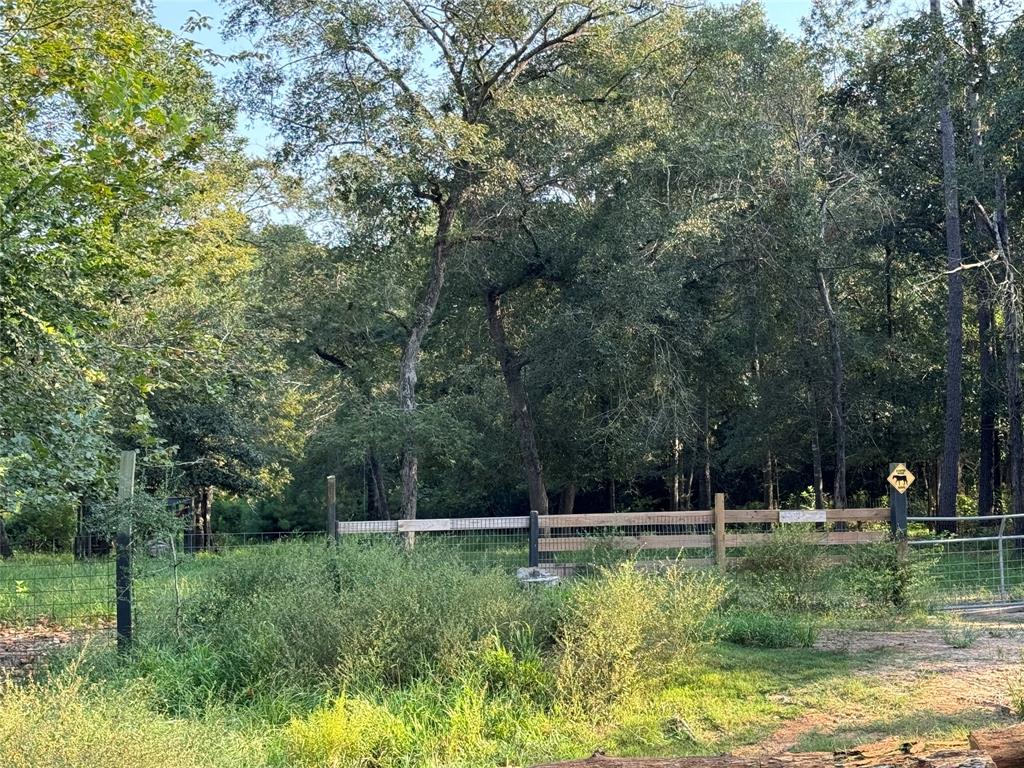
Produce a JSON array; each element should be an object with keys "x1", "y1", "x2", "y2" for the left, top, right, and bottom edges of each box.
[
  {"x1": 531, "y1": 740, "x2": 992, "y2": 768},
  {"x1": 970, "y1": 723, "x2": 1024, "y2": 768}
]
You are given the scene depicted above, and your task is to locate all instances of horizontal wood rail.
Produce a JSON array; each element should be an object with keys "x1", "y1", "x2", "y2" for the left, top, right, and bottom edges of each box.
[
  {"x1": 539, "y1": 533, "x2": 712, "y2": 553},
  {"x1": 335, "y1": 502, "x2": 892, "y2": 571},
  {"x1": 724, "y1": 507, "x2": 888, "y2": 523},
  {"x1": 538, "y1": 511, "x2": 712, "y2": 528},
  {"x1": 337, "y1": 516, "x2": 528, "y2": 534}
]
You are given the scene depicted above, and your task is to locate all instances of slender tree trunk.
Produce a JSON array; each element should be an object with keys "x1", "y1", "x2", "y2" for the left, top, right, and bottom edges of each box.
[
  {"x1": 810, "y1": 406, "x2": 825, "y2": 510},
  {"x1": 960, "y1": 0, "x2": 997, "y2": 518},
  {"x1": 560, "y1": 483, "x2": 576, "y2": 516},
  {"x1": 399, "y1": 195, "x2": 460, "y2": 521},
  {"x1": 368, "y1": 447, "x2": 390, "y2": 520},
  {"x1": 931, "y1": 0, "x2": 966, "y2": 524},
  {"x1": 485, "y1": 290, "x2": 549, "y2": 515},
  {"x1": 608, "y1": 479, "x2": 617, "y2": 513},
  {"x1": 671, "y1": 434, "x2": 682, "y2": 510},
  {"x1": 702, "y1": 400, "x2": 713, "y2": 509},
  {"x1": 993, "y1": 175, "x2": 1024, "y2": 533},
  {"x1": 0, "y1": 516, "x2": 12, "y2": 559},
  {"x1": 814, "y1": 263, "x2": 847, "y2": 509},
  {"x1": 980, "y1": 280, "x2": 998, "y2": 516}
]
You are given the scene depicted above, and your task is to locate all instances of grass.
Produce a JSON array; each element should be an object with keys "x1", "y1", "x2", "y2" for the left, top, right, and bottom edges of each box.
[{"x1": 1, "y1": 536, "x2": 1020, "y2": 767}]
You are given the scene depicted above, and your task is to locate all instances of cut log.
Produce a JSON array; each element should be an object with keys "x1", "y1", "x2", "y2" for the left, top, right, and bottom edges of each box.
[
  {"x1": 531, "y1": 745, "x2": 992, "y2": 768},
  {"x1": 970, "y1": 723, "x2": 1024, "y2": 768}
]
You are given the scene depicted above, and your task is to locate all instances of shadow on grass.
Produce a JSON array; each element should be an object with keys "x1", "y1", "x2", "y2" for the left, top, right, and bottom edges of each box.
[{"x1": 791, "y1": 708, "x2": 1016, "y2": 753}]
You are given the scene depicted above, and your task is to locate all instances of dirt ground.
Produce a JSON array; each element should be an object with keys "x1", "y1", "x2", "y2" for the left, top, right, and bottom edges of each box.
[
  {"x1": 736, "y1": 614, "x2": 1024, "y2": 756},
  {"x1": 0, "y1": 622, "x2": 111, "y2": 679}
]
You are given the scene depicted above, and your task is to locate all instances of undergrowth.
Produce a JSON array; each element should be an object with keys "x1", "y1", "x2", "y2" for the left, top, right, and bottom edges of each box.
[{"x1": 2, "y1": 534, "x2": 941, "y2": 767}]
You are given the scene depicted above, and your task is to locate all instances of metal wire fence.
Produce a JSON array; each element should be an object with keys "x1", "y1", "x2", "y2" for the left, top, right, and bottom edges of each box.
[
  {"x1": 0, "y1": 551, "x2": 115, "y2": 627},
  {"x1": 9, "y1": 502, "x2": 1024, "y2": 638}
]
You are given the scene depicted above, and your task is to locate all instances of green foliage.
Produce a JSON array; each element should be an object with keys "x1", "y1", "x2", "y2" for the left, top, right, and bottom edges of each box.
[
  {"x1": 0, "y1": 671, "x2": 263, "y2": 768},
  {"x1": 140, "y1": 540, "x2": 552, "y2": 704},
  {"x1": 281, "y1": 696, "x2": 412, "y2": 768},
  {"x1": 731, "y1": 526, "x2": 833, "y2": 613},
  {"x1": 722, "y1": 611, "x2": 818, "y2": 648},
  {"x1": 555, "y1": 562, "x2": 726, "y2": 720},
  {"x1": 841, "y1": 541, "x2": 935, "y2": 614}
]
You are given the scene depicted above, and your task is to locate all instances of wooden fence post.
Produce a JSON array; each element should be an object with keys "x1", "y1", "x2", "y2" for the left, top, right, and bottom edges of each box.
[
  {"x1": 714, "y1": 492, "x2": 726, "y2": 571},
  {"x1": 116, "y1": 450, "x2": 135, "y2": 654},
  {"x1": 529, "y1": 509, "x2": 540, "y2": 568},
  {"x1": 326, "y1": 475, "x2": 337, "y2": 544}
]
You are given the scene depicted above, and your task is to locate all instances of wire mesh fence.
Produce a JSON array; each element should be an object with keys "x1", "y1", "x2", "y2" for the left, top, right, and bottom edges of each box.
[{"x1": 0, "y1": 552, "x2": 115, "y2": 627}]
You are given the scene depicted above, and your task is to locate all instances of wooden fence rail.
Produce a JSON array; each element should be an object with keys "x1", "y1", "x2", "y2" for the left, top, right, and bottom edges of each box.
[{"x1": 334, "y1": 491, "x2": 893, "y2": 573}]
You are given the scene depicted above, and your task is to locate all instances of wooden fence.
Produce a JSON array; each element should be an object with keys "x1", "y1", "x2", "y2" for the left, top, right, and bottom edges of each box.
[{"x1": 334, "y1": 492, "x2": 893, "y2": 575}]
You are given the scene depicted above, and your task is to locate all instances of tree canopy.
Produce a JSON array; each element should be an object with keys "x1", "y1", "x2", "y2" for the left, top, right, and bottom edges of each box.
[{"x1": 3, "y1": 0, "x2": 1024, "y2": 548}]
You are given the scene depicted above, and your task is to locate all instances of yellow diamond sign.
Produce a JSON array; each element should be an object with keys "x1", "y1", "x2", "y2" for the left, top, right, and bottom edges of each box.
[{"x1": 887, "y1": 463, "x2": 915, "y2": 494}]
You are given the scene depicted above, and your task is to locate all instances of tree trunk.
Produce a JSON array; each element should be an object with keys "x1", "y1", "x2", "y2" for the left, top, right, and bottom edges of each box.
[
  {"x1": 815, "y1": 263, "x2": 847, "y2": 509},
  {"x1": 560, "y1": 483, "x2": 576, "y2": 516},
  {"x1": 810, "y1": 407, "x2": 825, "y2": 510},
  {"x1": 485, "y1": 289, "x2": 549, "y2": 515},
  {"x1": 931, "y1": 0, "x2": 966, "y2": 525},
  {"x1": 399, "y1": 195, "x2": 460, "y2": 521},
  {"x1": 960, "y1": 0, "x2": 996, "y2": 518},
  {"x1": 368, "y1": 447, "x2": 390, "y2": 520},
  {"x1": 994, "y1": 174, "x2": 1024, "y2": 533},
  {"x1": 702, "y1": 400, "x2": 712, "y2": 509},
  {"x1": 671, "y1": 434, "x2": 682, "y2": 510},
  {"x1": 0, "y1": 516, "x2": 12, "y2": 559}
]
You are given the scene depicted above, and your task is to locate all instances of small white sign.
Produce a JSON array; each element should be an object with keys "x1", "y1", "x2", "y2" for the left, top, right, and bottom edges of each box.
[{"x1": 778, "y1": 509, "x2": 827, "y2": 524}]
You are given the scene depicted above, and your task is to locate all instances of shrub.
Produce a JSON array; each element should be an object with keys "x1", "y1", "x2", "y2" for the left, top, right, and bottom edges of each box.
[
  {"x1": 722, "y1": 611, "x2": 817, "y2": 648},
  {"x1": 555, "y1": 562, "x2": 725, "y2": 719},
  {"x1": 731, "y1": 525, "x2": 832, "y2": 613},
  {"x1": 281, "y1": 695, "x2": 412, "y2": 768},
  {"x1": 142, "y1": 539, "x2": 553, "y2": 703},
  {"x1": 842, "y1": 540, "x2": 934, "y2": 614}
]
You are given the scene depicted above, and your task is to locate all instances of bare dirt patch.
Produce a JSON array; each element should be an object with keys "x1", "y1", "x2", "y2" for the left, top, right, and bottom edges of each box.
[
  {"x1": 0, "y1": 622, "x2": 111, "y2": 678},
  {"x1": 736, "y1": 616, "x2": 1024, "y2": 756}
]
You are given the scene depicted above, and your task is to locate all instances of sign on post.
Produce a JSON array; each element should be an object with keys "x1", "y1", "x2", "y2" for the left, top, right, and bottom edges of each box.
[
  {"x1": 778, "y1": 509, "x2": 827, "y2": 524},
  {"x1": 887, "y1": 463, "x2": 915, "y2": 494}
]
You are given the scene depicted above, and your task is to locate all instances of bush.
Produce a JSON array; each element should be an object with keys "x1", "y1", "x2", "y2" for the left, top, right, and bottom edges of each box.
[
  {"x1": 731, "y1": 526, "x2": 832, "y2": 613},
  {"x1": 842, "y1": 540, "x2": 934, "y2": 614},
  {"x1": 143, "y1": 539, "x2": 556, "y2": 704},
  {"x1": 722, "y1": 611, "x2": 817, "y2": 648},
  {"x1": 555, "y1": 562, "x2": 725, "y2": 719},
  {"x1": 281, "y1": 695, "x2": 412, "y2": 768}
]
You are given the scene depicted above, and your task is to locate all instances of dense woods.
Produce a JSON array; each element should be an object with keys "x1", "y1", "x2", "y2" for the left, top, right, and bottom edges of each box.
[{"x1": 3, "y1": 0, "x2": 1024, "y2": 546}]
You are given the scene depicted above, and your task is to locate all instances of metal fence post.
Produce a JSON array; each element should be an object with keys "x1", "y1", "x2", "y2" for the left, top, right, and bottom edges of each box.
[
  {"x1": 326, "y1": 475, "x2": 337, "y2": 544},
  {"x1": 713, "y1": 493, "x2": 726, "y2": 571},
  {"x1": 528, "y1": 509, "x2": 539, "y2": 567},
  {"x1": 116, "y1": 450, "x2": 136, "y2": 653}
]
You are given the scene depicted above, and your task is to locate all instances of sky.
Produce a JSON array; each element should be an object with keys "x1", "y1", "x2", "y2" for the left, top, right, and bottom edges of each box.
[{"x1": 151, "y1": 0, "x2": 815, "y2": 153}]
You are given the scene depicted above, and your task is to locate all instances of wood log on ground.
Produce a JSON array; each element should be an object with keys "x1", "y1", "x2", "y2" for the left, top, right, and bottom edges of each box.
[
  {"x1": 970, "y1": 723, "x2": 1024, "y2": 768},
  {"x1": 531, "y1": 740, "x2": 992, "y2": 768}
]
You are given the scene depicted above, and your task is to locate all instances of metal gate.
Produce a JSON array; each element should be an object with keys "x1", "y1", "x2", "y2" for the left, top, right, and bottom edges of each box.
[{"x1": 907, "y1": 512, "x2": 1024, "y2": 608}]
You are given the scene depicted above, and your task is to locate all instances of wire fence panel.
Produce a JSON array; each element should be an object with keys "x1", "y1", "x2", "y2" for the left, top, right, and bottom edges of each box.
[
  {"x1": 908, "y1": 513, "x2": 1024, "y2": 606},
  {"x1": 0, "y1": 553, "x2": 115, "y2": 628}
]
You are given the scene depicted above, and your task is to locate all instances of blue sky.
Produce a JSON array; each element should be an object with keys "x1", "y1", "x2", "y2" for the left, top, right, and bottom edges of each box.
[{"x1": 152, "y1": 0, "x2": 814, "y2": 153}]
